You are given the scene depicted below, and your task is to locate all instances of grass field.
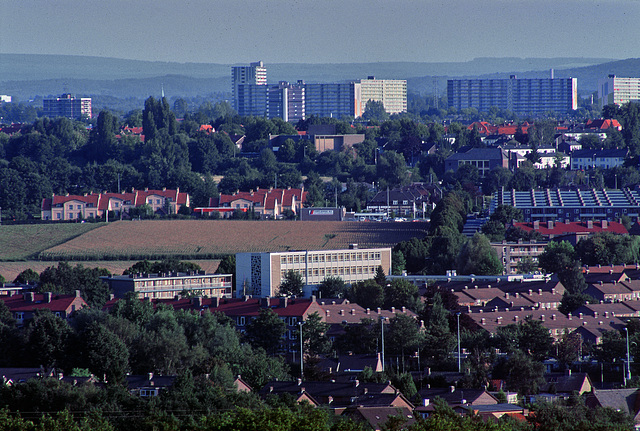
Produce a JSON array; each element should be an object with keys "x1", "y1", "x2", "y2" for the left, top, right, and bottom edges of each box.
[
  {"x1": 0, "y1": 223, "x2": 103, "y2": 261},
  {"x1": 0, "y1": 259, "x2": 221, "y2": 284},
  {"x1": 38, "y1": 220, "x2": 429, "y2": 260}
]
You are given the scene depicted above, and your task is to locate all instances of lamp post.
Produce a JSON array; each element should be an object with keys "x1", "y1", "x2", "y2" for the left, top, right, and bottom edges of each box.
[
  {"x1": 456, "y1": 312, "x2": 462, "y2": 373},
  {"x1": 299, "y1": 321, "x2": 305, "y2": 380},
  {"x1": 624, "y1": 327, "x2": 631, "y2": 384},
  {"x1": 380, "y1": 316, "x2": 386, "y2": 373}
]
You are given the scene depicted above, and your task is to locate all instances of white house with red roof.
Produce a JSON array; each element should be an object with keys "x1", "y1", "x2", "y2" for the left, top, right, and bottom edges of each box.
[
  {"x1": 198, "y1": 187, "x2": 307, "y2": 219},
  {"x1": 41, "y1": 188, "x2": 190, "y2": 221}
]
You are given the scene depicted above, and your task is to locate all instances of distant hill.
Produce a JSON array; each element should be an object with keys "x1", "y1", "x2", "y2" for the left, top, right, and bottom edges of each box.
[{"x1": 1, "y1": 54, "x2": 635, "y2": 101}]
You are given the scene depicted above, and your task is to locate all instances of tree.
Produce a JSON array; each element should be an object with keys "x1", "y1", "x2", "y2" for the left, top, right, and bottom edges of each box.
[
  {"x1": 279, "y1": 270, "x2": 304, "y2": 297},
  {"x1": 317, "y1": 276, "x2": 347, "y2": 299},
  {"x1": 348, "y1": 280, "x2": 385, "y2": 310},
  {"x1": 456, "y1": 233, "x2": 503, "y2": 275},
  {"x1": 26, "y1": 309, "x2": 73, "y2": 369},
  {"x1": 383, "y1": 278, "x2": 419, "y2": 310},
  {"x1": 81, "y1": 322, "x2": 130, "y2": 384},
  {"x1": 501, "y1": 350, "x2": 545, "y2": 396},
  {"x1": 362, "y1": 100, "x2": 389, "y2": 122},
  {"x1": 245, "y1": 309, "x2": 286, "y2": 355},
  {"x1": 38, "y1": 262, "x2": 111, "y2": 308},
  {"x1": 300, "y1": 311, "x2": 332, "y2": 357}
]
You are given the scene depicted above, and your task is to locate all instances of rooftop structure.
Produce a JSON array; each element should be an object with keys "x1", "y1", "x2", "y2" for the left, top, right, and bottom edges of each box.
[{"x1": 491, "y1": 188, "x2": 640, "y2": 222}]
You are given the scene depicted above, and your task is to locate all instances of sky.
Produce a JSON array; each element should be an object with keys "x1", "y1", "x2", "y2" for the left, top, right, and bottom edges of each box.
[{"x1": 1, "y1": 0, "x2": 639, "y2": 64}]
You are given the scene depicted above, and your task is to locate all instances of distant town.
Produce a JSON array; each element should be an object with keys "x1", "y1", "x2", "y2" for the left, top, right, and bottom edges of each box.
[{"x1": 1, "y1": 60, "x2": 640, "y2": 430}]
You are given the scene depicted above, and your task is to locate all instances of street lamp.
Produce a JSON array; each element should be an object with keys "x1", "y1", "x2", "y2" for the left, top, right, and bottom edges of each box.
[
  {"x1": 624, "y1": 327, "x2": 631, "y2": 385},
  {"x1": 299, "y1": 321, "x2": 305, "y2": 380},
  {"x1": 380, "y1": 316, "x2": 386, "y2": 373},
  {"x1": 456, "y1": 312, "x2": 462, "y2": 373}
]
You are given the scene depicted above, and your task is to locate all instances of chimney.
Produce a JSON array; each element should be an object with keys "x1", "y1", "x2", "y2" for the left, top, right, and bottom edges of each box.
[
  {"x1": 282, "y1": 297, "x2": 288, "y2": 308},
  {"x1": 24, "y1": 292, "x2": 34, "y2": 302},
  {"x1": 533, "y1": 220, "x2": 540, "y2": 230},
  {"x1": 588, "y1": 220, "x2": 593, "y2": 229},
  {"x1": 261, "y1": 297, "x2": 271, "y2": 308},
  {"x1": 547, "y1": 220, "x2": 554, "y2": 229},
  {"x1": 44, "y1": 292, "x2": 52, "y2": 303},
  {"x1": 75, "y1": 290, "x2": 81, "y2": 298},
  {"x1": 602, "y1": 220, "x2": 608, "y2": 229},
  {"x1": 297, "y1": 378, "x2": 302, "y2": 386},
  {"x1": 148, "y1": 372, "x2": 153, "y2": 381},
  {"x1": 423, "y1": 398, "x2": 430, "y2": 407},
  {"x1": 211, "y1": 297, "x2": 220, "y2": 308},
  {"x1": 450, "y1": 386, "x2": 455, "y2": 393},
  {"x1": 355, "y1": 379, "x2": 360, "y2": 387}
]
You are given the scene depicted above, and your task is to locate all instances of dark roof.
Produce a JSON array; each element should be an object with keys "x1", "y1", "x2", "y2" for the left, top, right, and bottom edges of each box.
[
  {"x1": 586, "y1": 389, "x2": 640, "y2": 417},
  {"x1": 417, "y1": 387, "x2": 498, "y2": 405}
]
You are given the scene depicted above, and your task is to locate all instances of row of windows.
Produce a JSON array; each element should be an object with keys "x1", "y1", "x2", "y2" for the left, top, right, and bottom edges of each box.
[
  {"x1": 281, "y1": 265, "x2": 377, "y2": 279},
  {"x1": 280, "y1": 252, "x2": 381, "y2": 265}
]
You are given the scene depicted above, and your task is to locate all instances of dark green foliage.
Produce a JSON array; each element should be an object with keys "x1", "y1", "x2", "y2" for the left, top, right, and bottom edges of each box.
[
  {"x1": 456, "y1": 232, "x2": 503, "y2": 275},
  {"x1": 347, "y1": 279, "x2": 385, "y2": 309},
  {"x1": 14, "y1": 268, "x2": 40, "y2": 284},
  {"x1": 245, "y1": 309, "x2": 287, "y2": 355},
  {"x1": 317, "y1": 276, "x2": 347, "y2": 298},
  {"x1": 575, "y1": 232, "x2": 638, "y2": 266},
  {"x1": 39, "y1": 262, "x2": 111, "y2": 308},
  {"x1": 496, "y1": 317, "x2": 554, "y2": 362},
  {"x1": 279, "y1": 270, "x2": 304, "y2": 297},
  {"x1": 122, "y1": 259, "x2": 201, "y2": 275}
]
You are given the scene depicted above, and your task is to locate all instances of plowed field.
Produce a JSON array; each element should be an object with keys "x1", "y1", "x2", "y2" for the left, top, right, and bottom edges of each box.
[{"x1": 39, "y1": 220, "x2": 429, "y2": 260}]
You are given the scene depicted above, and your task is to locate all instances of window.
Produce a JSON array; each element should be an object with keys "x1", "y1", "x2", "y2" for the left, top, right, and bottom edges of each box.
[
  {"x1": 56, "y1": 213, "x2": 61, "y2": 220},
  {"x1": 239, "y1": 316, "x2": 246, "y2": 326},
  {"x1": 15, "y1": 312, "x2": 24, "y2": 320}
]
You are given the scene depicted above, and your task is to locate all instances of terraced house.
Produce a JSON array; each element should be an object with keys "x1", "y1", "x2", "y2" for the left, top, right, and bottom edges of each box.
[{"x1": 40, "y1": 188, "x2": 190, "y2": 220}]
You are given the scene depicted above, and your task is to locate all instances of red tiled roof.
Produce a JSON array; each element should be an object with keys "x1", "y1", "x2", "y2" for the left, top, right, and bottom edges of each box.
[{"x1": 3, "y1": 293, "x2": 87, "y2": 313}]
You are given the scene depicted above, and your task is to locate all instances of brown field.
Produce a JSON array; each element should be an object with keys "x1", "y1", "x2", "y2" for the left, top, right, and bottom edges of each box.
[
  {"x1": 39, "y1": 220, "x2": 429, "y2": 260},
  {"x1": 0, "y1": 259, "x2": 221, "y2": 282}
]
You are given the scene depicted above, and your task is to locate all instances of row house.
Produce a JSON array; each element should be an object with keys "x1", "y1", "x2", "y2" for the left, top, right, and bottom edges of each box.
[
  {"x1": 570, "y1": 148, "x2": 628, "y2": 170},
  {"x1": 41, "y1": 188, "x2": 190, "y2": 221},
  {"x1": 2, "y1": 291, "x2": 87, "y2": 327},
  {"x1": 365, "y1": 183, "x2": 442, "y2": 217},
  {"x1": 199, "y1": 187, "x2": 307, "y2": 219},
  {"x1": 469, "y1": 309, "x2": 626, "y2": 343}
]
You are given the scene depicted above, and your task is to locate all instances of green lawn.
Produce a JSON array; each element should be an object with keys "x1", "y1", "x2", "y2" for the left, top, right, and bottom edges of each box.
[{"x1": 0, "y1": 223, "x2": 105, "y2": 261}]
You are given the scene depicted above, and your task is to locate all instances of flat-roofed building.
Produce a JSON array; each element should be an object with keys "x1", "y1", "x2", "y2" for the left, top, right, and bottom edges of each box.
[
  {"x1": 359, "y1": 77, "x2": 407, "y2": 114},
  {"x1": 236, "y1": 247, "x2": 392, "y2": 297},
  {"x1": 448, "y1": 76, "x2": 577, "y2": 115},
  {"x1": 43, "y1": 93, "x2": 92, "y2": 119},
  {"x1": 101, "y1": 272, "x2": 233, "y2": 299},
  {"x1": 491, "y1": 188, "x2": 640, "y2": 222},
  {"x1": 598, "y1": 75, "x2": 640, "y2": 108}
]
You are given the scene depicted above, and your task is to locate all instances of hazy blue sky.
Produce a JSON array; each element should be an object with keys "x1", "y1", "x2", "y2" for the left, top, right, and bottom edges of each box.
[{"x1": 2, "y1": 0, "x2": 639, "y2": 64}]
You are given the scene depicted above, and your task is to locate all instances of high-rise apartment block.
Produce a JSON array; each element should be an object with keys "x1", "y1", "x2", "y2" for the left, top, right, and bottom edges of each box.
[
  {"x1": 598, "y1": 75, "x2": 640, "y2": 108},
  {"x1": 232, "y1": 61, "x2": 267, "y2": 114},
  {"x1": 268, "y1": 81, "x2": 306, "y2": 122},
  {"x1": 304, "y1": 82, "x2": 363, "y2": 119},
  {"x1": 447, "y1": 76, "x2": 577, "y2": 115},
  {"x1": 43, "y1": 94, "x2": 92, "y2": 119},
  {"x1": 359, "y1": 77, "x2": 407, "y2": 114}
]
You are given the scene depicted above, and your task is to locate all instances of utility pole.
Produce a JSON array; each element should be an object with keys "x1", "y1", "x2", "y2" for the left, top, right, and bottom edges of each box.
[
  {"x1": 299, "y1": 321, "x2": 305, "y2": 379},
  {"x1": 380, "y1": 316, "x2": 386, "y2": 372}
]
